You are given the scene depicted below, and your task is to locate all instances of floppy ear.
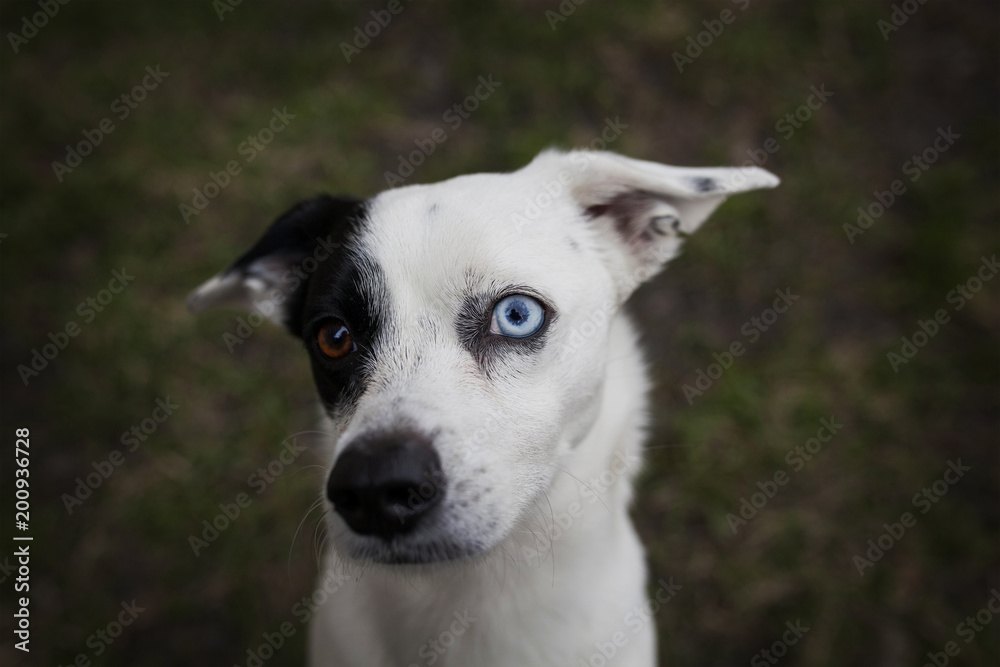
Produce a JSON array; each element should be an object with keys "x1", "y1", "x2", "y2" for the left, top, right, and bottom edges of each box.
[
  {"x1": 187, "y1": 195, "x2": 365, "y2": 336},
  {"x1": 549, "y1": 150, "x2": 779, "y2": 295}
]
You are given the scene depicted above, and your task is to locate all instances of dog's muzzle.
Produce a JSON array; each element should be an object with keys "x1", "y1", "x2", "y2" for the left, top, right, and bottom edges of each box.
[{"x1": 326, "y1": 429, "x2": 445, "y2": 541}]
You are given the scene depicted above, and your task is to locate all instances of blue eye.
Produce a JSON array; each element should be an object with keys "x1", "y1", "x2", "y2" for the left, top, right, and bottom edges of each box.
[{"x1": 491, "y1": 295, "x2": 545, "y2": 338}]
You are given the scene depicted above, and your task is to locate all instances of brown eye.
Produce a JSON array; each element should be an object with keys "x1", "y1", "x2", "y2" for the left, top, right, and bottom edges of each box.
[{"x1": 317, "y1": 320, "x2": 354, "y2": 359}]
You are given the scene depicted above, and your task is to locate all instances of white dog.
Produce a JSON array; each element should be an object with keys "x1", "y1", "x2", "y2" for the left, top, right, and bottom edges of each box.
[{"x1": 189, "y1": 149, "x2": 778, "y2": 666}]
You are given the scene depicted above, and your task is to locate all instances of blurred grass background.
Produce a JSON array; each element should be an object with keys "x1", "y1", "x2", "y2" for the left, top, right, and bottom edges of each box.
[{"x1": 1, "y1": 1, "x2": 997, "y2": 665}]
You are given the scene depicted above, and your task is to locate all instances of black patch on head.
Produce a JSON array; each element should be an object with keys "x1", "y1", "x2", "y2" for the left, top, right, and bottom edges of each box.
[
  {"x1": 455, "y1": 288, "x2": 555, "y2": 374},
  {"x1": 690, "y1": 176, "x2": 718, "y2": 193},
  {"x1": 231, "y1": 196, "x2": 360, "y2": 273},
  {"x1": 228, "y1": 194, "x2": 368, "y2": 337},
  {"x1": 301, "y1": 244, "x2": 386, "y2": 417}
]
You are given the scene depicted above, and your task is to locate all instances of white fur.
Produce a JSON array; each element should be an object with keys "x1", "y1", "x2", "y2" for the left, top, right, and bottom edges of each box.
[
  {"x1": 309, "y1": 314, "x2": 652, "y2": 666},
  {"x1": 191, "y1": 150, "x2": 778, "y2": 666},
  {"x1": 306, "y1": 152, "x2": 776, "y2": 666}
]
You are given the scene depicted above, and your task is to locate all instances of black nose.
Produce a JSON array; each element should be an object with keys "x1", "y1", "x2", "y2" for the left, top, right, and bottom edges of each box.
[{"x1": 326, "y1": 430, "x2": 445, "y2": 540}]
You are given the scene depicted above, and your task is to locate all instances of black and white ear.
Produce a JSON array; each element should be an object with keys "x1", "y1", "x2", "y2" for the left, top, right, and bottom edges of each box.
[
  {"x1": 553, "y1": 150, "x2": 779, "y2": 294},
  {"x1": 187, "y1": 195, "x2": 365, "y2": 336}
]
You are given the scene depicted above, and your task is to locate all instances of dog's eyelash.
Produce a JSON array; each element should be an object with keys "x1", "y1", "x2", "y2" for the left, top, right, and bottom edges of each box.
[{"x1": 453, "y1": 288, "x2": 555, "y2": 373}]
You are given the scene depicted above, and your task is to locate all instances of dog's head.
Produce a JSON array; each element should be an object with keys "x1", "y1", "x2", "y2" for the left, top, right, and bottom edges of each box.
[{"x1": 190, "y1": 150, "x2": 777, "y2": 564}]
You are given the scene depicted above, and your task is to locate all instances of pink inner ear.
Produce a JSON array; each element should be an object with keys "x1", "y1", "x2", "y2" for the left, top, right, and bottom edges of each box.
[
  {"x1": 582, "y1": 189, "x2": 673, "y2": 248},
  {"x1": 584, "y1": 203, "x2": 611, "y2": 219}
]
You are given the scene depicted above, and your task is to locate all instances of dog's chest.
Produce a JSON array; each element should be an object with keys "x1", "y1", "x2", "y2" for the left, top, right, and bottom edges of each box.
[{"x1": 375, "y1": 580, "x2": 598, "y2": 666}]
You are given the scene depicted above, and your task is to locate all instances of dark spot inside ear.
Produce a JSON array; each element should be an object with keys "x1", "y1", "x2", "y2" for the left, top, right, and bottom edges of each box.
[
  {"x1": 584, "y1": 203, "x2": 610, "y2": 219},
  {"x1": 651, "y1": 215, "x2": 688, "y2": 239},
  {"x1": 690, "y1": 177, "x2": 718, "y2": 193},
  {"x1": 584, "y1": 190, "x2": 670, "y2": 245},
  {"x1": 583, "y1": 191, "x2": 655, "y2": 241},
  {"x1": 650, "y1": 216, "x2": 674, "y2": 236}
]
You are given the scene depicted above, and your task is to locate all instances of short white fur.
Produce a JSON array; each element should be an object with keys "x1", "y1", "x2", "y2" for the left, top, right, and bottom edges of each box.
[{"x1": 190, "y1": 150, "x2": 778, "y2": 666}]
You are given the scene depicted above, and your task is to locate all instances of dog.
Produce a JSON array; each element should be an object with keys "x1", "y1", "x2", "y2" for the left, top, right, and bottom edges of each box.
[{"x1": 189, "y1": 149, "x2": 778, "y2": 666}]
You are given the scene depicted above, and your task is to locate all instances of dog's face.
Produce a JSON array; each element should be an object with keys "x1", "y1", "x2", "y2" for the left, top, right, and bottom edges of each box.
[{"x1": 190, "y1": 150, "x2": 777, "y2": 564}]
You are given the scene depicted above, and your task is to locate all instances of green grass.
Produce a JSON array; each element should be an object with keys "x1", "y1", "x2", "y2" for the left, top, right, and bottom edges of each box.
[{"x1": 1, "y1": 1, "x2": 997, "y2": 665}]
